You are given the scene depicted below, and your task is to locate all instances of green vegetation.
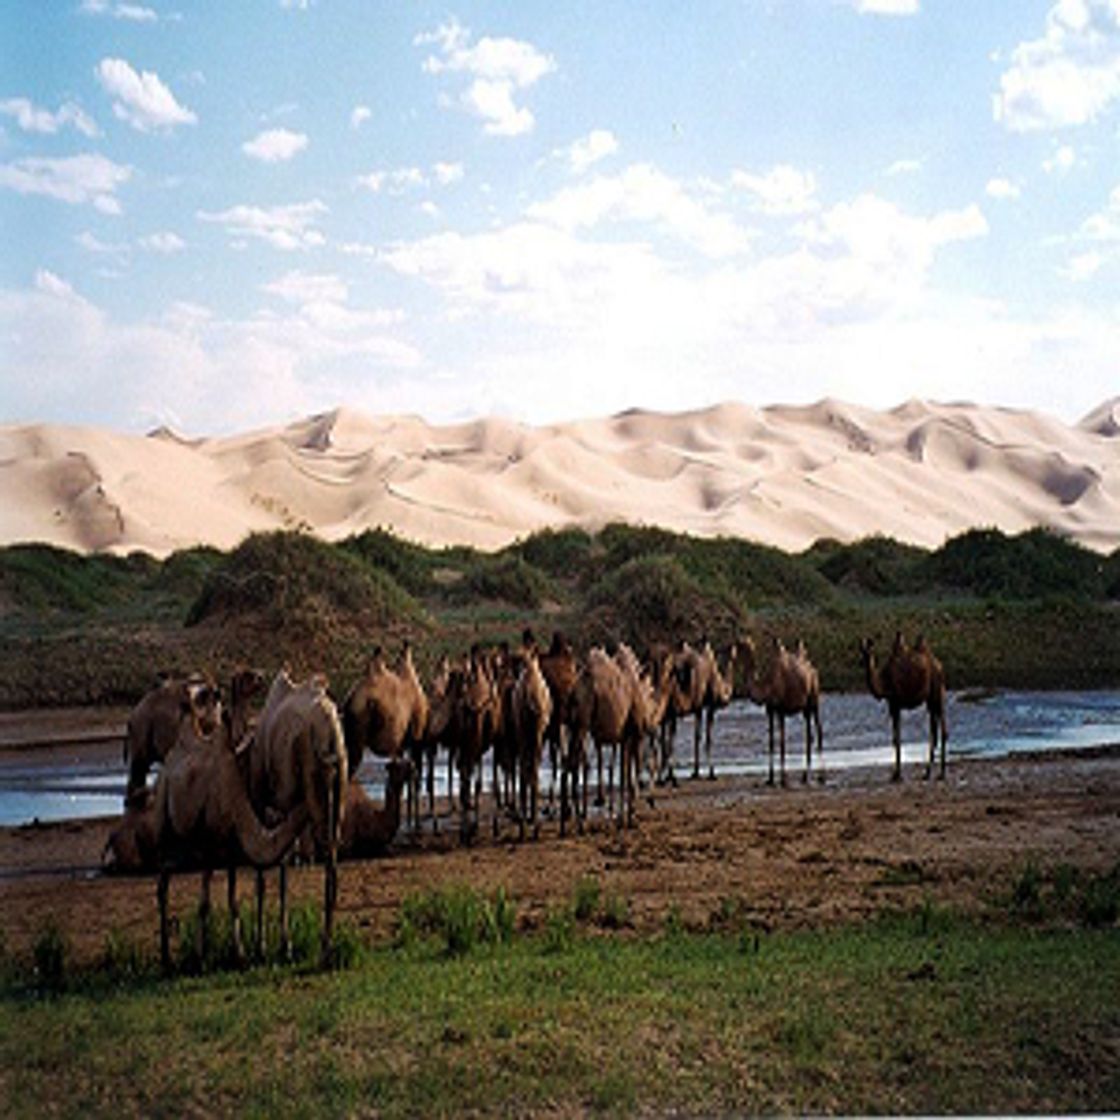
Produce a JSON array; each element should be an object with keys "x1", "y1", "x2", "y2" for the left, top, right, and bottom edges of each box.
[
  {"x1": 2, "y1": 885, "x2": 1118, "y2": 1117},
  {"x1": 1, "y1": 523, "x2": 1117, "y2": 707}
]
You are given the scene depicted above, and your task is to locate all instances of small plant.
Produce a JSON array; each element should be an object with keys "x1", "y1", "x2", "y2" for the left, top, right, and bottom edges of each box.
[
  {"x1": 600, "y1": 891, "x2": 631, "y2": 930},
  {"x1": 663, "y1": 904, "x2": 686, "y2": 939},
  {"x1": 572, "y1": 875, "x2": 601, "y2": 923},
  {"x1": 488, "y1": 886, "x2": 518, "y2": 945},
  {"x1": 542, "y1": 905, "x2": 576, "y2": 955},
  {"x1": 1011, "y1": 860, "x2": 1045, "y2": 920},
  {"x1": 396, "y1": 884, "x2": 515, "y2": 957},
  {"x1": 327, "y1": 918, "x2": 366, "y2": 970},
  {"x1": 102, "y1": 928, "x2": 151, "y2": 983},
  {"x1": 32, "y1": 919, "x2": 68, "y2": 992},
  {"x1": 1079, "y1": 866, "x2": 1120, "y2": 928}
]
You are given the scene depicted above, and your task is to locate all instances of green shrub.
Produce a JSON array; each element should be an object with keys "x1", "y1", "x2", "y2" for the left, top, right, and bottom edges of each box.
[
  {"x1": 101, "y1": 928, "x2": 151, "y2": 983},
  {"x1": 0, "y1": 544, "x2": 144, "y2": 613},
  {"x1": 396, "y1": 885, "x2": 515, "y2": 956},
  {"x1": 512, "y1": 527, "x2": 595, "y2": 580},
  {"x1": 808, "y1": 535, "x2": 927, "y2": 596},
  {"x1": 32, "y1": 920, "x2": 68, "y2": 991},
  {"x1": 541, "y1": 905, "x2": 576, "y2": 954},
  {"x1": 572, "y1": 876, "x2": 601, "y2": 923},
  {"x1": 447, "y1": 554, "x2": 553, "y2": 609}
]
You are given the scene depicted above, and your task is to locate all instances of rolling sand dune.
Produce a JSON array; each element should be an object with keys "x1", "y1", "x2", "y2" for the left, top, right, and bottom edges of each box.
[{"x1": 1, "y1": 397, "x2": 1117, "y2": 557}]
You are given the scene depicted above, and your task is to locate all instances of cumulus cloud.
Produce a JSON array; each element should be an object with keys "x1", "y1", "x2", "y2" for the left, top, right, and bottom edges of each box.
[
  {"x1": 197, "y1": 200, "x2": 327, "y2": 250},
  {"x1": 433, "y1": 161, "x2": 465, "y2": 185},
  {"x1": 358, "y1": 163, "x2": 463, "y2": 193},
  {"x1": 242, "y1": 128, "x2": 309, "y2": 163},
  {"x1": 140, "y1": 231, "x2": 185, "y2": 253},
  {"x1": 0, "y1": 97, "x2": 99, "y2": 137},
  {"x1": 1081, "y1": 183, "x2": 1120, "y2": 240},
  {"x1": 1043, "y1": 143, "x2": 1077, "y2": 173},
  {"x1": 986, "y1": 177, "x2": 1021, "y2": 199},
  {"x1": 263, "y1": 270, "x2": 349, "y2": 305},
  {"x1": 849, "y1": 0, "x2": 919, "y2": 13},
  {"x1": 95, "y1": 57, "x2": 197, "y2": 132},
  {"x1": 81, "y1": 1, "x2": 159, "y2": 20},
  {"x1": 562, "y1": 129, "x2": 618, "y2": 175},
  {"x1": 350, "y1": 105, "x2": 372, "y2": 129},
  {"x1": 994, "y1": 0, "x2": 1120, "y2": 131},
  {"x1": 416, "y1": 17, "x2": 555, "y2": 136},
  {"x1": 0, "y1": 152, "x2": 131, "y2": 214},
  {"x1": 731, "y1": 164, "x2": 819, "y2": 215},
  {"x1": 528, "y1": 163, "x2": 753, "y2": 258}
]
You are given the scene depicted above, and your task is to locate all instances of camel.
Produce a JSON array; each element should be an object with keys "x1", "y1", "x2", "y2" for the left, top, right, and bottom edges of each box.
[
  {"x1": 450, "y1": 647, "x2": 501, "y2": 844},
  {"x1": 511, "y1": 640, "x2": 553, "y2": 841},
  {"x1": 669, "y1": 641, "x2": 736, "y2": 782},
  {"x1": 123, "y1": 666, "x2": 265, "y2": 807},
  {"x1": 247, "y1": 670, "x2": 348, "y2": 965},
  {"x1": 535, "y1": 630, "x2": 581, "y2": 812},
  {"x1": 566, "y1": 644, "x2": 672, "y2": 829},
  {"x1": 339, "y1": 757, "x2": 413, "y2": 859},
  {"x1": 105, "y1": 682, "x2": 307, "y2": 971},
  {"x1": 859, "y1": 632, "x2": 948, "y2": 781},
  {"x1": 341, "y1": 643, "x2": 429, "y2": 831},
  {"x1": 739, "y1": 636, "x2": 823, "y2": 785}
]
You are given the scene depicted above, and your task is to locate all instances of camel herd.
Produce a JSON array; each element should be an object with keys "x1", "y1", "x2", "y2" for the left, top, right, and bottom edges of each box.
[{"x1": 104, "y1": 628, "x2": 948, "y2": 968}]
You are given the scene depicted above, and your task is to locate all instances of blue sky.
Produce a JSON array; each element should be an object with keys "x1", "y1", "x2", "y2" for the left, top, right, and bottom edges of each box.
[{"x1": 2, "y1": 0, "x2": 1119, "y2": 434}]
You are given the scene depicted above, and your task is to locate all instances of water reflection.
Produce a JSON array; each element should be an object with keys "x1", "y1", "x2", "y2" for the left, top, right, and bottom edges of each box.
[{"x1": 0, "y1": 690, "x2": 1117, "y2": 827}]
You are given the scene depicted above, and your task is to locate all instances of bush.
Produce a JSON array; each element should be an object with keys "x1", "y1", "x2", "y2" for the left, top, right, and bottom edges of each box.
[
  {"x1": 0, "y1": 544, "x2": 145, "y2": 614},
  {"x1": 186, "y1": 530, "x2": 423, "y2": 628},
  {"x1": 32, "y1": 920, "x2": 68, "y2": 992},
  {"x1": 396, "y1": 885, "x2": 516, "y2": 956},
  {"x1": 447, "y1": 553, "x2": 553, "y2": 609},
  {"x1": 808, "y1": 536, "x2": 927, "y2": 596},
  {"x1": 512, "y1": 528, "x2": 595, "y2": 580}
]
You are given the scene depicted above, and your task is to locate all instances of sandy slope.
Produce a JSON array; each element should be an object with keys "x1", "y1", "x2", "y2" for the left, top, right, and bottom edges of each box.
[{"x1": 1, "y1": 397, "x2": 1117, "y2": 556}]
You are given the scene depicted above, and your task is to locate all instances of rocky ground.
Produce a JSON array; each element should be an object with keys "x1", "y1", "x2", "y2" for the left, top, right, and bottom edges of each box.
[{"x1": 2, "y1": 729, "x2": 1118, "y2": 967}]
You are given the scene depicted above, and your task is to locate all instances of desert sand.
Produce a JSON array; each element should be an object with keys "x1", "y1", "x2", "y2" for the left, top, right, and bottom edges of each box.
[{"x1": 1, "y1": 396, "x2": 1117, "y2": 556}]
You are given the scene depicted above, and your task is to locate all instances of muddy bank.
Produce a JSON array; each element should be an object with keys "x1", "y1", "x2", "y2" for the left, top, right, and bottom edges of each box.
[{"x1": 1, "y1": 745, "x2": 1118, "y2": 967}]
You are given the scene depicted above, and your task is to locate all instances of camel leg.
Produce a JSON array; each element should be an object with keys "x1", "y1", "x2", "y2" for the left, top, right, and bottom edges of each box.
[
  {"x1": 690, "y1": 714, "x2": 701, "y2": 780},
  {"x1": 198, "y1": 868, "x2": 212, "y2": 968},
  {"x1": 595, "y1": 742, "x2": 605, "y2": 808},
  {"x1": 767, "y1": 710, "x2": 776, "y2": 787},
  {"x1": 279, "y1": 862, "x2": 291, "y2": 963},
  {"x1": 320, "y1": 775, "x2": 338, "y2": 969},
  {"x1": 925, "y1": 707, "x2": 935, "y2": 780},
  {"x1": 803, "y1": 711, "x2": 811, "y2": 784},
  {"x1": 607, "y1": 746, "x2": 615, "y2": 819},
  {"x1": 815, "y1": 706, "x2": 825, "y2": 783},
  {"x1": 255, "y1": 869, "x2": 266, "y2": 961},
  {"x1": 779, "y1": 715, "x2": 787, "y2": 787},
  {"x1": 939, "y1": 707, "x2": 948, "y2": 779},
  {"x1": 891, "y1": 708, "x2": 902, "y2": 782},
  {"x1": 705, "y1": 708, "x2": 716, "y2": 781},
  {"x1": 228, "y1": 868, "x2": 244, "y2": 966},
  {"x1": 158, "y1": 868, "x2": 172, "y2": 973},
  {"x1": 531, "y1": 751, "x2": 541, "y2": 841},
  {"x1": 427, "y1": 745, "x2": 438, "y2": 832}
]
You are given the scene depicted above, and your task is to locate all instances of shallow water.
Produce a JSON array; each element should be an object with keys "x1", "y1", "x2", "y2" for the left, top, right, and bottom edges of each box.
[{"x1": 0, "y1": 690, "x2": 1117, "y2": 827}]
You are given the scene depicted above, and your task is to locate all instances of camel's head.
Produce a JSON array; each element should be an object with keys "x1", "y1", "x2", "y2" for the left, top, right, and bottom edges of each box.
[
  {"x1": 103, "y1": 804, "x2": 158, "y2": 874},
  {"x1": 182, "y1": 677, "x2": 223, "y2": 738},
  {"x1": 858, "y1": 637, "x2": 875, "y2": 665},
  {"x1": 229, "y1": 665, "x2": 266, "y2": 707}
]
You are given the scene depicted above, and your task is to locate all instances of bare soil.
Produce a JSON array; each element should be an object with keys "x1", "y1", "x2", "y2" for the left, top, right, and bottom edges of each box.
[{"x1": 2, "y1": 721, "x2": 1119, "y2": 968}]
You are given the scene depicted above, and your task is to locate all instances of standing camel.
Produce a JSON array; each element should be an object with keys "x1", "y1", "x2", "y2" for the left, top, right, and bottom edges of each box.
[
  {"x1": 532, "y1": 630, "x2": 580, "y2": 812},
  {"x1": 248, "y1": 670, "x2": 348, "y2": 966},
  {"x1": 105, "y1": 683, "x2": 307, "y2": 971},
  {"x1": 670, "y1": 641, "x2": 736, "y2": 782},
  {"x1": 341, "y1": 643, "x2": 430, "y2": 831},
  {"x1": 123, "y1": 667, "x2": 264, "y2": 807},
  {"x1": 859, "y1": 632, "x2": 947, "y2": 781},
  {"x1": 451, "y1": 647, "x2": 501, "y2": 844},
  {"x1": 511, "y1": 641, "x2": 553, "y2": 841},
  {"x1": 739, "y1": 636, "x2": 823, "y2": 786}
]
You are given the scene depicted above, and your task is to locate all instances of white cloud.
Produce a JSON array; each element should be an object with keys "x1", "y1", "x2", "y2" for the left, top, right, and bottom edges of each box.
[
  {"x1": 242, "y1": 128, "x2": 309, "y2": 163},
  {"x1": 731, "y1": 164, "x2": 819, "y2": 215},
  {"x1": 986, "y1": 177, "x2": 1022, "y2": 200},
  {"x1": 0, "y1": 97, "x2": 100, "y2": 137},
  {"x1": 140, "y1": 231, "x2": 185, "y2": 253},
  {"x1": 886, "y1": 157, "x2": 923, "y2": 176},
  {"x1": 76, "y1": 231, "x2": 129, "y2": 259},
  {"x1": 1062, "y1": 248, "x2": 1105, "y2": 279},
  {"x1": 0, "y1": 152, "x2": 131, "y2": 214},
  {"x1": 81, "y1": 1, "x2": 159, "y2": 20},
  {"x1": 350, "y1": 105, "x2": 372, "y2": 129},
  {"x1": 994, "y1": 0, "x2": 1120, "y2": 132},
  {"x1": 1043, "y1": 143, "x2": 1077, "y2": 172},
  {"x1": 197, "y1": 200, "x2": 327, "y2": 250},
  {"x1": 433, "y1": 161, "x2": 465, "y2": 185},
  {"x1": 528, "y1": 163, "x2": 753, "y2": 258},
  {"x1": 1082, "y1": 183, "x2": 1120, "y2": 239},
  {"x1": 563, "y1": 129, "x2": 618, "y2": 175},
  {"x1": 95, "y1": 57, "x2": 197, "y2": 132},
  {"x1": 416, "y1": 17, "x2": 555, "y2": 136},
  {"x1": 849, "y1": 0, "x2": 920, "y2": 13},
  {"x1": 263, "y1": 270, "x2": 348, "y2": 305}
]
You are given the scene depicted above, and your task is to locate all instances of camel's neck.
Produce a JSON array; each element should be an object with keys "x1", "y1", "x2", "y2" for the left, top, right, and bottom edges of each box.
[
  {"x1": 739, "y1": 647, "x2": 768, "y2": 705},
  {"x1": 863, "y1": 653, "x2": 886, "y2": 701}
]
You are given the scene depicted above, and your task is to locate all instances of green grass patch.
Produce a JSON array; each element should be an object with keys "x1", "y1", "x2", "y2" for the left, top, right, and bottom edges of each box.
[{"x1": 1, "y1": 913, "x2": 1118, "y2": 1116}]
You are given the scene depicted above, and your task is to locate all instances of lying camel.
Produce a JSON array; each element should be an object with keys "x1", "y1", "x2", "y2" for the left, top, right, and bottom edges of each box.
[
  {"x1": 248, "y1": 670, "x2": 348, "y2": 965},
  {"x1": 739, "y1": 636, "x2": 823, "y2": 785},
  {"x1": 860, "y1": 632, "x2": 948, "y2": 781},
  {"x1": 340, "y1": 757, "x2": 413, "y2": 859},
  {"x1": 341, "y1": 643, "x2": 429, "y2": 831},
  {"x1": 123, "y1": 666, "x2": 265, "y2": 807},
  {"x1": 105, "y1": 682, "x2": 307, "y2": 971}
]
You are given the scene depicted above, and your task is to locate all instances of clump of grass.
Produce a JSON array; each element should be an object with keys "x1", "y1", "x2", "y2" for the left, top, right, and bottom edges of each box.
[
  {"x1": 396, "y1": 885, "x2": 516, "y2": 957},
  {"x1": 541, "y1": 904, "x2": 576, "y2": 955},
  {"x1": 572, "y1": 876, "x2": 601, "y2": 923},
  {"x1": 1004, "y1": 860, "x2": 1120, "y2": 927},
  {"x1": 32, "y1": 919, "x2": 68, "y2": 993},
  {"x1": 101, "y1": 928, "x2": 152, "y2": 984},
  {"x1": 599, "y1": 891, "x2": 631, "y2": 930}
]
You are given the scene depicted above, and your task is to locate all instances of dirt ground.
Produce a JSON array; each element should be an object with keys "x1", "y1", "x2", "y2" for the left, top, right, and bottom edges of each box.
[{"x1": 2, "y1": 732, "x2": 1119, "y2": 967}]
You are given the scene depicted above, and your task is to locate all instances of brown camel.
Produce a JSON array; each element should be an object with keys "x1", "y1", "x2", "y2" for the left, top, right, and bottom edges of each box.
[
  {"x1": 123, "y1": 666, "x2": 265, "y2": 807},
  {"x1": 669, "y1": 641, "x2": 735, "y2": 782},
  {"x1": 859, "y1": 632, "x2": 948, "y2": 781},
  {"x1": 535, "y1": 630, "x2": 581, "y2": 812},
  {"x1": 341, "y1": 643, "x2": 430, "y2": 831},
  {"x1": 105, "y1": 683, "x2": 307, "y2": 971},
  {"x1": 511, "y1": 640, "x2": 553, "y2": 841},
  {"x1": 247, "y1": 670, "x2": 348, "y2": 965},
  {"x1": 450, "y1": 647, "x2": 501, "y2": 844},
  {"x1": 739, "y1": 636, "x2": 823, "y2": 786},
  {"x1": 566, "y1": 644, "x2": 672, "y2": 829},
  {"x1": 339, "y1": 757, "x2": 413, "y2": 858}
]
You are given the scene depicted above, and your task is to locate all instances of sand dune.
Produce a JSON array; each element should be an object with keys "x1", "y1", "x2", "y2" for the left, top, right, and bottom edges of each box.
[{"x1": 1, "y1": 397, "x2": 1117, "y2": 557}]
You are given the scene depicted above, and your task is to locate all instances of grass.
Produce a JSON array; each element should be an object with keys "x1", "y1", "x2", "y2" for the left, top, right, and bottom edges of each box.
[{"x1": 1, "y1": 905, "x2": 1118, "y2": 1117}]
